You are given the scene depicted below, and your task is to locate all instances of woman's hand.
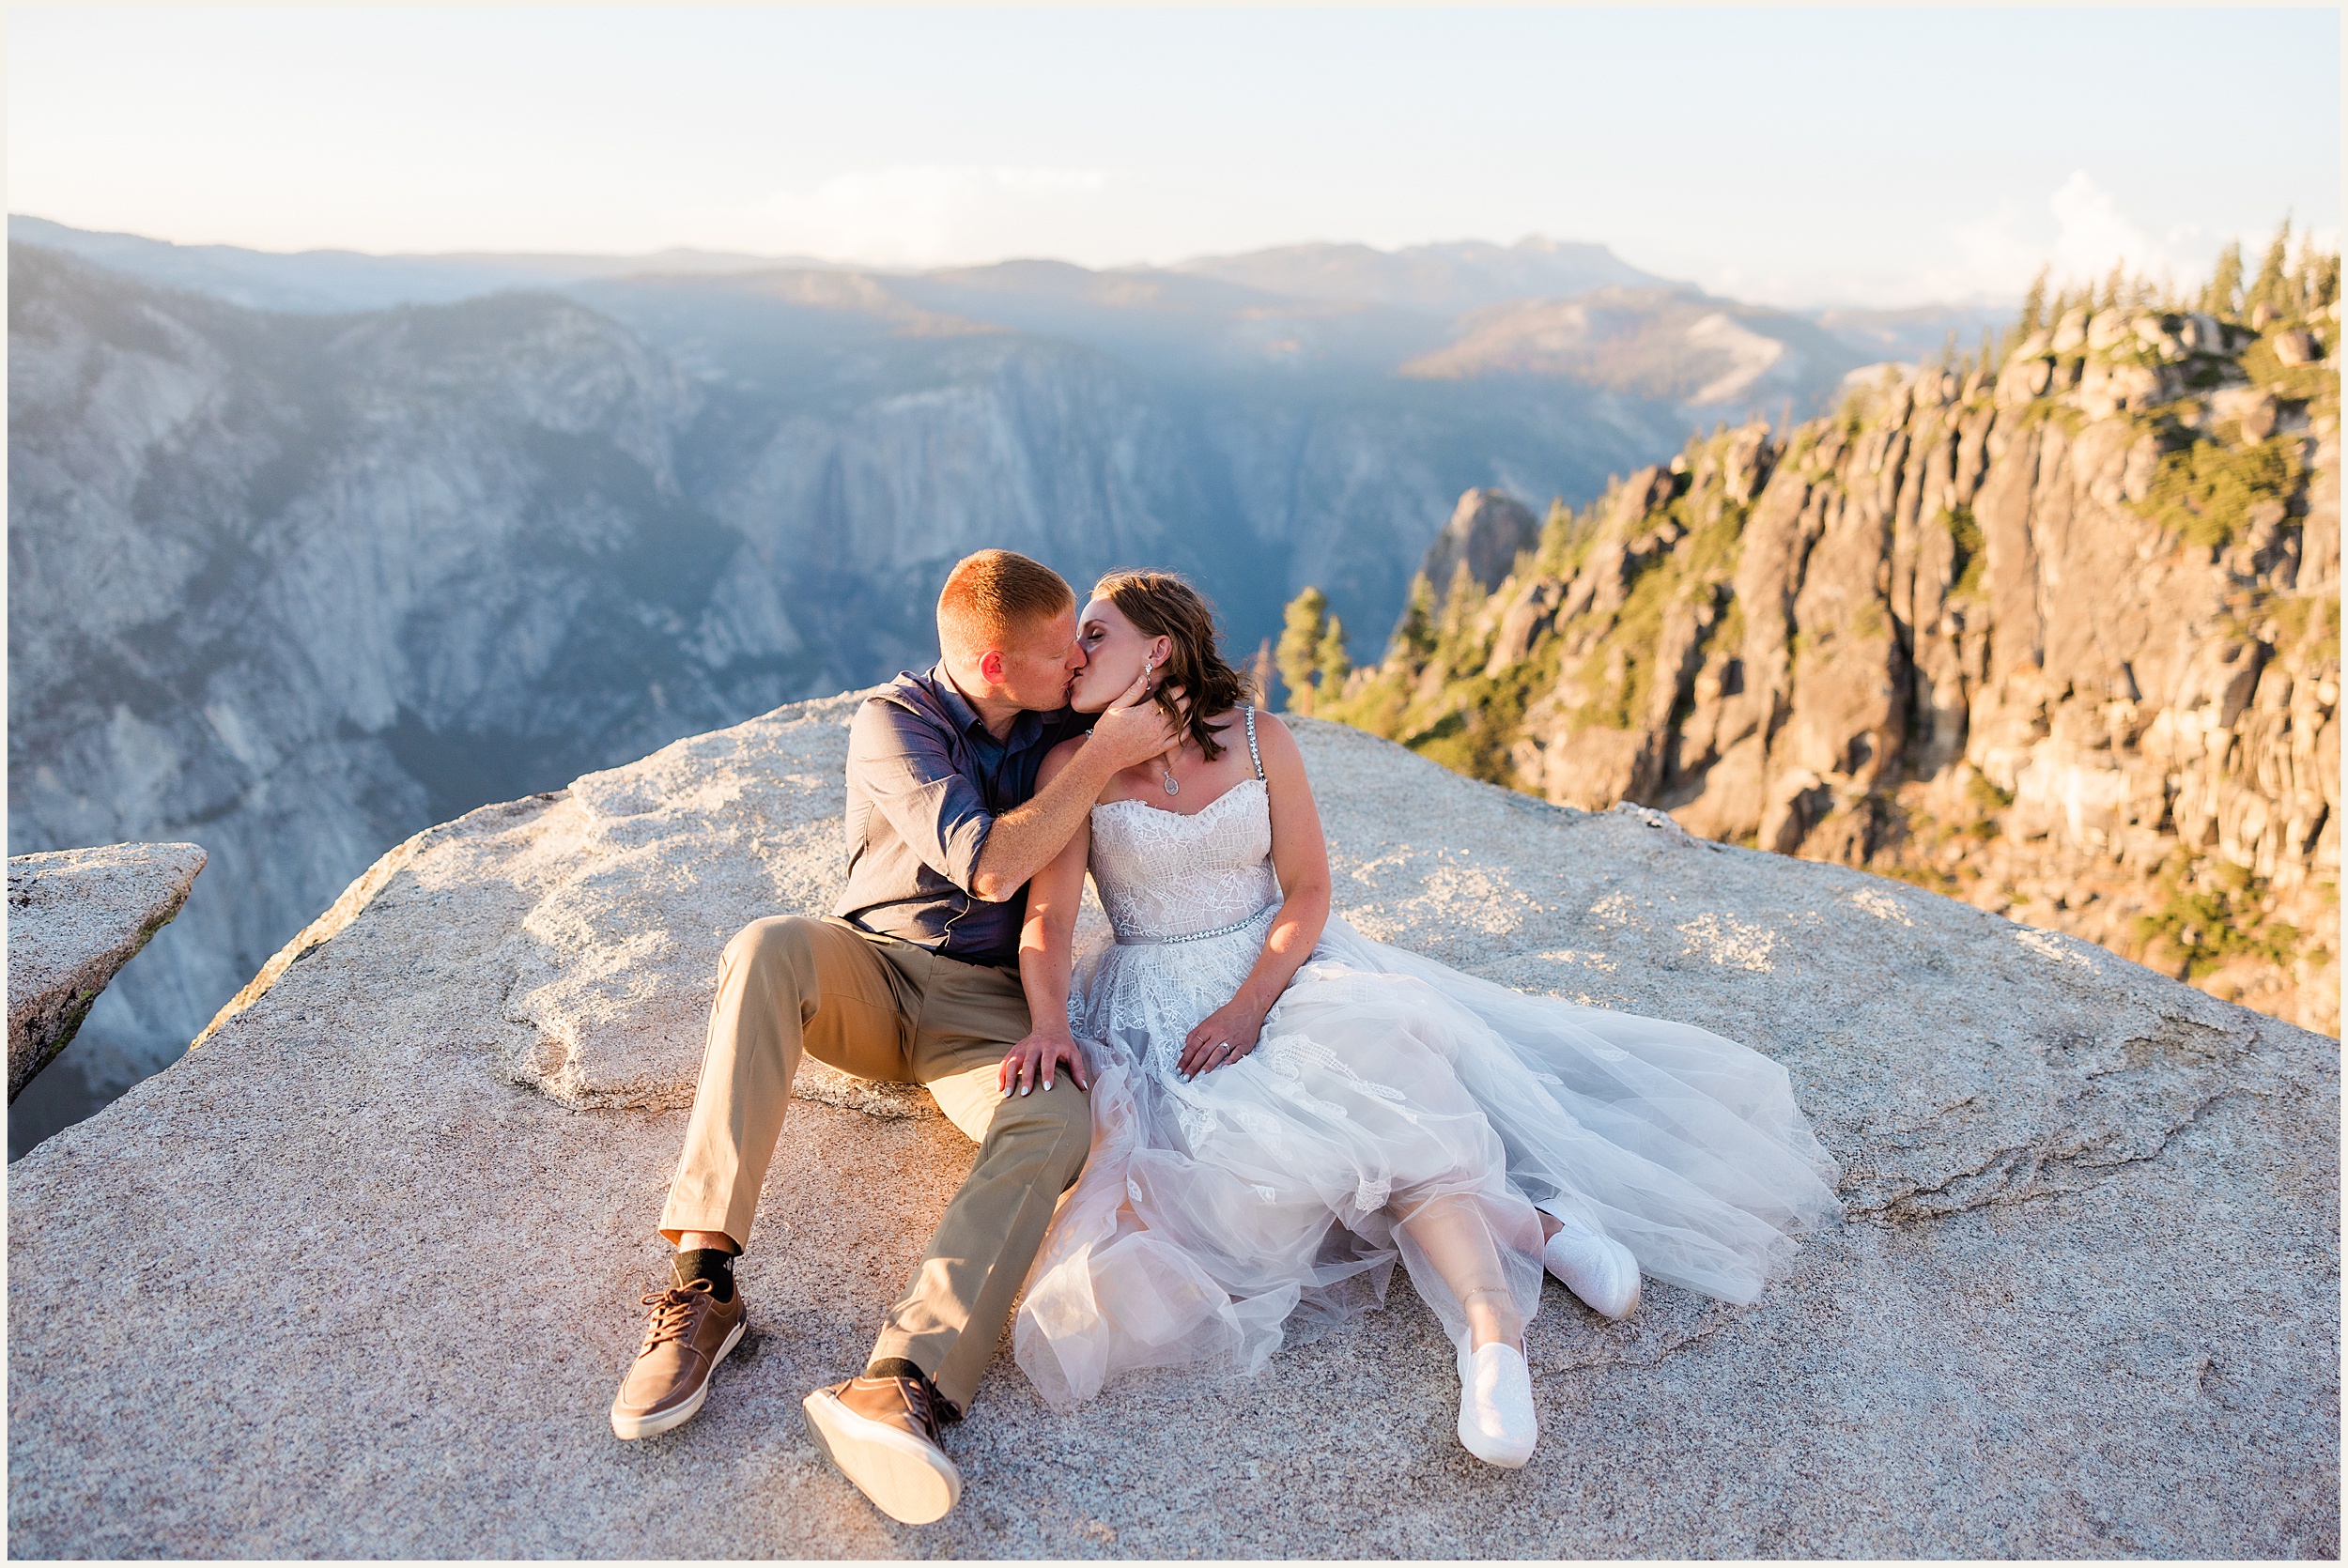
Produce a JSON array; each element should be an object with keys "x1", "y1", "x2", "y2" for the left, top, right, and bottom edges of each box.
[
  {"x1": 1180, "y1": 994, "x2": 1272, "y2": 1080},
  {"x1": 999, "y1": 1025, "x2": 1091, "y2": 1098}
]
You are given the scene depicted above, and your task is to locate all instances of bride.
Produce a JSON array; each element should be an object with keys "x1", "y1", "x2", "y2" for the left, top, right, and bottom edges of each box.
[{"x1": 996, "y1": 570, "x2": 1841, "y2": 1466}]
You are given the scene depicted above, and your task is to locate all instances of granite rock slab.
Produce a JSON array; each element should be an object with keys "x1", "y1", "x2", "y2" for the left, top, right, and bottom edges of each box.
[
  {"x1": 6, "y1": 841, "x2": 206, "y2": 1100},
  {"x1": 7, "y1": 699, "x2": 2337, "y2": 1557}
]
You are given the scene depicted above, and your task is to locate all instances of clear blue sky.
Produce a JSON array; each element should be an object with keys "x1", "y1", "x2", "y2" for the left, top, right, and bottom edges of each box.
[{"x1": 8, "y1": 6, "x2": 2339, "y2": 307}]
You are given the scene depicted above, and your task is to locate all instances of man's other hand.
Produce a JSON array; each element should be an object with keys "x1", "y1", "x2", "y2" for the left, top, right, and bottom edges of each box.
[{"x1": 999, "y1": 1027, "x2": 1092, "y2": 1097}]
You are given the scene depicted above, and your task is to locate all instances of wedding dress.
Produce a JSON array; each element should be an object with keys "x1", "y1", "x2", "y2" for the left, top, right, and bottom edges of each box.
[{"x1": 1012, "y1": 708, "x2": 1842, "y2": 1412}]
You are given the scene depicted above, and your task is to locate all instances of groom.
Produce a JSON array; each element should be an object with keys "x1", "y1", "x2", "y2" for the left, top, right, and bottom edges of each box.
[{"x1": 609, "y1": 548, "x2": 1182, "y2": 1526}]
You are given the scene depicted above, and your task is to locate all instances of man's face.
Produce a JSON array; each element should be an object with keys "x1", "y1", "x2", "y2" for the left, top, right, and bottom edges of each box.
[{"x1": 985, "y1": 608, "x2": 1085, "y2": 712}]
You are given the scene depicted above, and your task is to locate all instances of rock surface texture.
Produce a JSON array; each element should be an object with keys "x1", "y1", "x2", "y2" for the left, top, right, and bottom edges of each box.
[
  {"x1": 8, "y1": 701, "x2": 2337, "y2": 1557},
  {"x1": 6, "y1": 841, "x2": 205, "y2": 1100},
  {"x1": 1331, "y1": 292, "x2": 2342, "y2": 1037}
]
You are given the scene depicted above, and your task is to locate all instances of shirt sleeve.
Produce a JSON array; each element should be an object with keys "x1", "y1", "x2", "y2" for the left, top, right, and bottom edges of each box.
[{"x1": 847, "y1": 698, "x2": 998, "y2": 899}]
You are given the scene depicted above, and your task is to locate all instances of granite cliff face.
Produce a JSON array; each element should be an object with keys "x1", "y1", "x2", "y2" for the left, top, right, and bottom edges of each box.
[
  {"x1": 6, "y1": 699, "x2": 2336, "y2": 1556},
  {"x1": 1324, "y1": 280, "x2": 2341, "y2": 1036}
]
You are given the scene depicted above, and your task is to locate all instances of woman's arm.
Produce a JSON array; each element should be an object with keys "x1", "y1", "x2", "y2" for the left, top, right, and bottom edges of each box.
[
  {"x1": 1002, "y1": 736, "x2": 1097, "y2": 1097},
  {"x1": 1178, "y1": 713, "x2": 1334, "y2": 1078}
]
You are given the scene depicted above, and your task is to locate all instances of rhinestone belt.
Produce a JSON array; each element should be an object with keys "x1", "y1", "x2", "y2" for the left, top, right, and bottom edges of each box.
[{"x1": 1116, "y1": 901, "x2": 1278, "y2": 946}]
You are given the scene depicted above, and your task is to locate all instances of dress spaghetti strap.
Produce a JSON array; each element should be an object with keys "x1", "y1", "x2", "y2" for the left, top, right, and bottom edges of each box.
[{"x1": 1243, "y1": 705, "x2": 1263, "y2": 781}]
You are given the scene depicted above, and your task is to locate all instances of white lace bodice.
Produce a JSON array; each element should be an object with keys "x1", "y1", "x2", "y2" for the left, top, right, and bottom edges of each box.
[
  {"x1": 1088, "y1": 778, "x2": 1278, "y2": 943},
  {"x1": 1087, "y1": 705, "x2": 1277, "y2": 944}
]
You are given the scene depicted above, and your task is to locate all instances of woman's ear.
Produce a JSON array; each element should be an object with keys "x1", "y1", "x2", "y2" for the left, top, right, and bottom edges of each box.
[{"x1": 1150, "y1": 636, "x2": 1173, "y2": 669}]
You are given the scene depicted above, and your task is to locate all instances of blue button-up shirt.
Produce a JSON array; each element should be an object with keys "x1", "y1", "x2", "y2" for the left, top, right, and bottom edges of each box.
[{"x1": 834, "y1": 665, "x2": 1093, "y2": 967}]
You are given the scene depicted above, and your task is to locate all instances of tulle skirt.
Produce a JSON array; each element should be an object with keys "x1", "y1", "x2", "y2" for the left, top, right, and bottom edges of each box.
[{"x1": 1012, "y1": 909, "x2": 1842, "y2": 1412}]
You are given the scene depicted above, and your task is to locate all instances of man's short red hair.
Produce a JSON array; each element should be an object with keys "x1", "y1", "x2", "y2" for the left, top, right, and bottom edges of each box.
[{"x1": 936, "y1": 549, "x2": 1075, "y2": 652}]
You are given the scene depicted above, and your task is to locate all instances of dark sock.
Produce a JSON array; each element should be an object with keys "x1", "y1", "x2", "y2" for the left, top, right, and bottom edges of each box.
[
  {"x1": 862, "y1": 1358, "x2": 961, "y2": 1422},
  {"x1": 672, "y1": 1247, "x2": 736, "y2": 1303}
]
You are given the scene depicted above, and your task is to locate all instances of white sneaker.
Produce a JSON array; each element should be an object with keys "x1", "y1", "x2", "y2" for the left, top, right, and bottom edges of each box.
[
  {"x1": 1541, "y1": 1211, "x2": 1641, "y2": 1319},
  {"x1": 1455, "y1": 1342, "x2": 1538, "y2": 1468}
]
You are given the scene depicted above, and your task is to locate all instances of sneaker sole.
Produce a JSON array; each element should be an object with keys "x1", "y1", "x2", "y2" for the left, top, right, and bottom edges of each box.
[
  {"x1": 610, "y1": 1317, "x2": 747, "y2": 1440},
  {"x1": 801, "y1": 1389, "x2": 962, "y2": 1525},
  {"x1": 1459, "y1": 1414, "x2": 1537, "y2": 1468}
]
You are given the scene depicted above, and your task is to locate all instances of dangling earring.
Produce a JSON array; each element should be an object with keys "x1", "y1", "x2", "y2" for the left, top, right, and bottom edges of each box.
[{"x1": 1149, "y1": 652, "x2": 1180, "y2": 795}]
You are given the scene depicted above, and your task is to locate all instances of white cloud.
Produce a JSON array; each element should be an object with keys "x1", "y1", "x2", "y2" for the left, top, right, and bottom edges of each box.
[
  {"x1": 1936, "y1": 172, "x2": 2213, "y2": 300},
  {"x1": 1693, "y1": 173, "x2": 2311, "y2": 312}
]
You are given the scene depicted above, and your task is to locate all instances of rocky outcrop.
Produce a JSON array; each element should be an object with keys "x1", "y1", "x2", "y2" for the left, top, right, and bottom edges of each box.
[
  {"x1": 1329, "y1": 289, "x2": 2342, "y2": 1037},
  {"x1": 1413, "y1": 488, "x2": 1542, "y2": 605},
  {"x1": 6, "y1": 842, "x2": 205, "y2": 1099},
  {"x1": 7, "y1": 699, "x2": 2337, "y2": 1556}
]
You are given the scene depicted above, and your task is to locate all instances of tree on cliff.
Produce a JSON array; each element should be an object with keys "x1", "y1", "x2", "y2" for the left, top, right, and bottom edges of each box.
[
  {"x1": 2202, "y1": 242, "x2": 2245, "y2": 320},
  {"x1": 1275, "y1": 589, "x2": 1352, "y2": 715}
]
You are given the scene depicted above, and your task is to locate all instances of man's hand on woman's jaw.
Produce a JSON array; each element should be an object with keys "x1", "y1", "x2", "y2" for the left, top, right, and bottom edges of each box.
[
  {"x1": 1086, "y1": 669, "x2": 1189, "y2": 773},
  {"x1": 998, "y1": 1026, "x2": 1092, "y2": 1097}
]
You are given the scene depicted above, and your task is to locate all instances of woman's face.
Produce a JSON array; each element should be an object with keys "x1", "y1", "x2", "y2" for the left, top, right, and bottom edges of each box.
[{"x1": 1069, "y1": 597, "x2": 1170, "y2": 714}]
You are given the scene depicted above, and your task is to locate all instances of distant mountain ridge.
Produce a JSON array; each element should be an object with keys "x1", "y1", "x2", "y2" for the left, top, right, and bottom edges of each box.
[
  {"x1": 8, "y1": 214, "x2": 1994, "y2": 387},
  {"x1": 1171, "y1": 236, "x2": 1667, "y2": 315}
]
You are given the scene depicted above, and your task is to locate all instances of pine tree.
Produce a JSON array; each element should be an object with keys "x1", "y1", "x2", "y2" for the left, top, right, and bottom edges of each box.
[
  {"x1": 2099, "y1": 261, "x2": 2126, "y2": 313},
  {"x1": 1430, "y1": 560, "x2": 1483, "y2": 677},
  {"x1": 1315, "y1": 616, "x2": 1352, "y2": 698},
  {"x1": 1276, "y1": 587, "x2": 1331, "y2": 715},
  {"x1": 2019, "y1": 265, "x2": 2049, "y2": 337},
  {"x1": 2304, "y1": 250, "x2": 2341, "y2": 314},
  {"x1": 1537, "y1": 500, "x2": 1574, "y2": 571},
  {"x1": 2202, "y1": 242, "x2": 2244, "y2": 321},
  {"x1": 2046, "y1": 286, "x2": 2074, "y2": 339},
  {"x1": 1387, "y1": 572, "x2": 1439, "y2": 668},
  {"x1": 2249, "y1": 219, "x2": 2292, "y2": 319}
]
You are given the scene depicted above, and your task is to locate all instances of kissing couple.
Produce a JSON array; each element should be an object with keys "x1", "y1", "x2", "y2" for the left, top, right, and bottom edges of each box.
[{"x1": 610, "y1": 548, "x2": 1840, "y2": 1524}]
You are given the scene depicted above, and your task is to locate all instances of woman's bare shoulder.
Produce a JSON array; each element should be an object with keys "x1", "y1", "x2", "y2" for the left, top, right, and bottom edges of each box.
[{"x1": 1246, "y1": 706, "x2": 1304, "y2": 761}]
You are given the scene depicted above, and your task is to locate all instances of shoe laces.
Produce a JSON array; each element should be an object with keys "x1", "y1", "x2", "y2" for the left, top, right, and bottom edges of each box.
[
  {"x1": 904, "y1": 1376, "x2": 946, "y2": 1441},
  {"x1": 867, "y1": 1369, "x2": 959, "y2": 1436},
  {"x1": 636, "y1": 1279, "x2": 714, "y2": 1354}
]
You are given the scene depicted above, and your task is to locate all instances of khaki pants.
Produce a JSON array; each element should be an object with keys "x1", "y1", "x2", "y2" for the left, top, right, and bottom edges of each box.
[{"x1": 659, "y1": 915, "x2": 1090, "y2": 1413}]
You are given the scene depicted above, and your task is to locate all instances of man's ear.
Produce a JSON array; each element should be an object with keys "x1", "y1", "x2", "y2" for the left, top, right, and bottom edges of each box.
[{"x1": 977, "y1": 648, "x2": 1007, "y2": 684}]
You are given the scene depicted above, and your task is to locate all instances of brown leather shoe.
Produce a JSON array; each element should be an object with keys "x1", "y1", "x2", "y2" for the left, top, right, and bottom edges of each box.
[
  {"x1": 609, "y1": 1276, "x2": 747, "y2": 1439},
  {"x1": 800, "y1": 1373, "x2": 963, "y2": 1525}
]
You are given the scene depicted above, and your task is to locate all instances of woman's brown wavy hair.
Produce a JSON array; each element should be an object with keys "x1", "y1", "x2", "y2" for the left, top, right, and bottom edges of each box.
[{"x1": 1092, "y1": 569, "x2": 1250, "y2": 762}]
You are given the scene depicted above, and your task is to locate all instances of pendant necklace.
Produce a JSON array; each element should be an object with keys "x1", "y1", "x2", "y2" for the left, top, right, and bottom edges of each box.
[{"x1": 1161, "y1": 751, "x2": 1181, "y2": 796}]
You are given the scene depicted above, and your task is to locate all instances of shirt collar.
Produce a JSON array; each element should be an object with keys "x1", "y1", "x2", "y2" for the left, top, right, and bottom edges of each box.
[
  {"x1": 927, "y1": 663, "x2": 1048, "y2": 750},
  {"x1": 927, "y1": 663, "x2": 983, "y2": 737}
]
